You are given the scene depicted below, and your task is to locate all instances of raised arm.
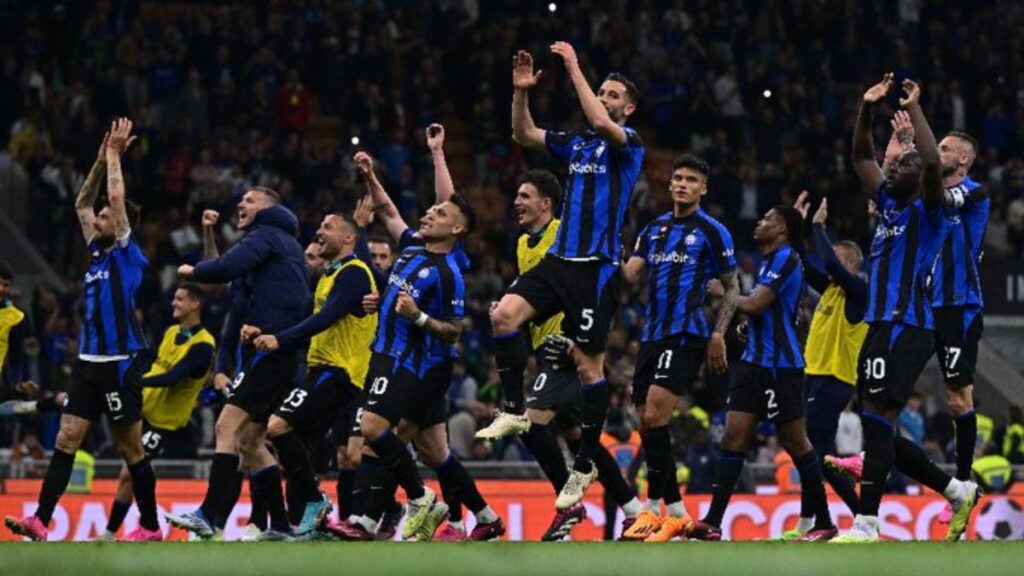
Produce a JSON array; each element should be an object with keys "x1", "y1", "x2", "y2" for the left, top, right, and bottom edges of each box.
[
  {"x1": 900, "y1": 80, "x2": 943, "y2": 211},
  {"x1": 104, "y1": 118, "x2": 138, "y2": 240},
  {"x1": 511, "y1": 50, "x2": 547, "y2": 151},
  {"x1": 75, "y1": 134, "x2": 108, "y2": 243},
  {"x1": 852, "y1": 74, "x2": 893, "y2": 194},
  {"x1": 550, "y1": 41, "x2": 628, "y2": 147},
  {"x1": 882, "y1": 110, "x2": 915, "y2": 174},
  {"x1": 353, "y1": 151, "x2": 409, "y2": 241},
  {"x1": 426, "y1": 124, "x2": 455, "y2": 203},
  {"x1": 201, "y1": 209, "x2": 220, "y2": 260}
]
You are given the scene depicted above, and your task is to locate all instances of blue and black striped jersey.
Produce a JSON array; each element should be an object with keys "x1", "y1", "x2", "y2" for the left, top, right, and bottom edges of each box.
[
  {"x1": 633, "y1": 209, "x2": 736, "y2": 343},
  {"x1": 372, "y1": 233, "x2": 466, "y2": 378},
  {"x1": 931, "y1": 176, "x2": 989, "y2": 309},
  {"x1": 80, "y1": 236, "x2": 149, "y2": 356},
  {"x1": 742, "y1": 244, "x2": 804, "y2": 369},
  {"x1": 866, "y1": 183, "x2": 950, "y2": 329},
  {"x1": 545, "y1": 127, "x2": 645, "y2": 263}
]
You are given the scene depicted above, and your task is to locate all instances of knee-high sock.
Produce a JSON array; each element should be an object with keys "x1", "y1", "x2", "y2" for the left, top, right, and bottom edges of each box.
[
  {"x1": 368, "y1": 431, "x2": 425, "y2": 500},
  {"x1": 792, "y1": 450, "x2": 833, "y2": 530},
  {"x1": 251, "y1": 464, "x2": 290, "y2": 531},
  {"x1": 954, "y1": 410, "x2": 977, "y2": 481},
  {"x1": 521, "y1": 423, "x2": 569, "y2": 494},
  {"x1": 893, "y1": 434, "x2": 953, "y2": 494},
  {"x1": 642, "y1": 426, "x2": 673, "y2": 503},
  {"x1": 272, "y1": 431, "x2": 320, "y2": 504},
  {"x1": 859, "y1": 413, "x2": 895, "y2": 517},
  {"x1": 494, "y1": 332, "x2": 528, "y2": 413},
  {"x1": 106, "y1": 498, "x2": 132, "y2": 533},
  {"x1": 35, "y1": 448, "x2": 75, "y2": 525},
  {"x1": 703, "y1": 450, "x2": 745, "y2": 528},
  {"x1": 200, "y1": 452, "x2": 240, "y2": 524},
  {"x1": 127, "y1": 457, "x2": 159, "y2": 531},
  {"x1": 336, "y1": 468, "x2": 357, "y2": 519},
  {"x1": 573, "y1": 381, "x2": 609, "y2": 473},
  {"x1": 593, "y1": 441, "x2": 636, "y2": 505},
  {"x1": 434, "y1": 453, "x2": 487, "y2": 514}
]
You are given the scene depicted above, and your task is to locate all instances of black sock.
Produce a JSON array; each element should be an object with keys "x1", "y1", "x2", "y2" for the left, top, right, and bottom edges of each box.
[
  {"x1": 286, "y1": 472, "x2": 305, "y2": 527},
  {"x1": 573, "y1": 381, "x2": 609, "y2": 474},
  {"x1": 593, "y1": 442, "x2": 637, "y2": 506},
  {"x1": 35, "y1": 448, "x2": 75, "y2": 525},
  {"x1": 336, "y1": 468, "x2": 357, "y2": 519},
  {"x1": 252, "y1": 465, "x2": 290, "y2": 531},
  {"x1": 642, "y1": 426, "x2": 669, "y2": 502},
  {"x1": 822, "y1": 461, "x2": 859, "y2": 515},
  {"x1": 216, "y1": 469, "x2": 243, "y2": 530},
  {"x1": 368, "y1": 431, "x2": 424, "y2": 500},
  {"x1": 106, "y1": 498, "x2": 132, "y2": 533},
  {"x1": 704, "y1": 450, "x2": 745, "y2": 528},
  {"x1": 494, "y1": 331, "x2": 528, "y2": 413},
  {"x1": 860, "y1": 413, "x2": 895, "y2": 516},
  {"x1": 893, "y1": 434, "x2": 953, "y2": 495},
  {"x1": 954, "y1": 410, "x2": 977, "y2": 481},
  {"x1": 793, "y1": 450, "x2": 833, "y2": 530},
  {"x1": 435, "y1": 459, "x2": 464, "y2": 523},
  {"x1": 200, "y1": 452, "x2": 240, "y2": 523},
  {"x1": 249, "y1": 474, "x2": 267, "y2": 530},
  {"x1": 272, "y1": 431, "x2": 320, "y2": 504},
  {"x1": 522, "y1": 423, "x2": 569, "y2": 494},
  {"x1": 434, "y1": 453, "x2": 487, "y2": 514},
  {"x1": 127, "y1": 457, "x2": 159, "y2": 531},
  {"x1": 350, "y1": 456, "x2": 379, "y2": 518}
]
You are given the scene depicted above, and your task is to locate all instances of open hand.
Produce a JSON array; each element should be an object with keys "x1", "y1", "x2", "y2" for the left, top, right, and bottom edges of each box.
[
  {"x1": 863, "y1": 73, "x2": 894, "y2": 104},
  {"x1": 899, "y1": 79, "x2": 921, "y2": 107},
  {"x1": 512, "y1": 50, "x2": 543, "y2": 90},
  {"x1": 550, "y1": 41, "x2": 579, "y2": 72}
]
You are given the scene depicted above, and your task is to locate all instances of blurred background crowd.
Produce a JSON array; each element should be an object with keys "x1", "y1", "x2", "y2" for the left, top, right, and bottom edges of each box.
[{"x1": 2, "y1": 0, "x2": 1023, "y2": 492}]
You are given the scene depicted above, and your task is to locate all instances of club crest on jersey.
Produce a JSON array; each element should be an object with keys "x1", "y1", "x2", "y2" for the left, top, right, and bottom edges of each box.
[
  {"x1": 685, "y1": 234, "x2": 697, "y2": 246},
  {"x1": 417, "y1": 268, "x2": 431, "y2": 279}
]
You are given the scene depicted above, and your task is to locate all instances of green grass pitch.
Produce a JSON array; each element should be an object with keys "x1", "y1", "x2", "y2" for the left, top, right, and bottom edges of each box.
[{"x1": 2, "y1": 542, "x2": 1023, "y2": 576}]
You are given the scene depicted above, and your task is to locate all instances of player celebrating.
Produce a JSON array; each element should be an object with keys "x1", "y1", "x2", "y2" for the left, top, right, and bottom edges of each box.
[
  {"x1": 619, "y1": 153, "x2": 740, "y2": 542},
  {"x1": 488, "y1": 43, "x2": 645, "y2": 510},
  {"x1": 100, "y1": 283, "x2": 215, "y2": 540},
  {"x1": 687, "y1": 205, "x2": 836, "y2": 541},
  {"x1": 167, "y1": 186, "x2": 311, "y2": 538},
  {"x1": 250, "y1": 210, "x2": 378, "y2": 538},
  {"x1": 773, "y1": 193, "x2": 866, "y2": 540},
  {"x1": 5, "y1": 119, "x2": 162, "y2": 542},
  {"x1": 834, "y1": 75, "x2": 979, "y2": 543}
]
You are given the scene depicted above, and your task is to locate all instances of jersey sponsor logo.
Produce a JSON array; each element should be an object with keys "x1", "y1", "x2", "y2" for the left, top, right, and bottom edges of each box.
[
  {"x1": 84, "y1": 270, "x2": 110, "y2": 284},
  {"x1": 568, "y1": 162, "x2": 608, "y2": 175},
  {"x1": 873, "y1": 222, "x2": 907, "y2": 241},
  {"x1": 648, "y1": 251, "x2": 695, "y2": 266},
  {"x1": 450, "y1": 298, "x2": 465, "y2": 309},
  {"x1": 388, "y1": 273, "x2": 422, "y2": 299},
  {"x1": 722, "y1": 248, "x2": 735, "y2": 258}
]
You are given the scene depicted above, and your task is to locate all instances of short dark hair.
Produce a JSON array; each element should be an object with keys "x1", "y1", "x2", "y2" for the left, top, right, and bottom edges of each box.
[
  {"x1": 605, "y1": 72, "x2": 639, "y2": 105},
  {"x1": 673, "y1": 153, "x2": 710, "y2": 179},
  {"x1": 249, "y1": 186, "x2": 281, "y2": 204},
  {"x1": 178, "y1": 282, "x2": 206, "y2": 307},
  {"x1": 331, "y1": 212, "x2": 360, "y2": 235},
  {"x1": 775, "y1": 204, "x2": 804, "y2": 248},
  {"x1": 0, "y1": 260, "x2": 12, "y2": 281},
  {"x1": 125, "y1": 199, "x2": 141, "y2": 231},
  {"x1": 367, "y1": 234, "x2": 396, "y2": 253},
  {"x1": 448, "y1": 193, "x2": 477, "y2": 237},
  {"x1": 946, "y1": 131, "x2": 978, "y2": 156},
  {"x1": 519, "y1": 169, "x2": 562, "y2": 208}
]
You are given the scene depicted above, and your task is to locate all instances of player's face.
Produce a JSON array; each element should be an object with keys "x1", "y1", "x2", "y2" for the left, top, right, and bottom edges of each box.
[
  {"x1": 315, "y1": 214, "x2": 350, "y2": 260},
  {"x1": 305, "y1": 241, "x2": 325, "y2": 275},
  {"x1": 93, "y1": 206, "x2": 116, "y2": 240},
  {"x1": 753, "y1": 209, "x2": 784, "y2": 243},
  {"x1": 368, "y1": 241, "x2": 394, "y2": 272},
  {"x1": 0, "y1": 277, "x2": 10, "y2": 301},
  {"x1": 597, "y1": 80, "x2": 635, "y2": 124},
  {"x1": 418, "y1": 201, "x2": 465, "y2": 241},
  {"x1": 834, "y1": 245, "x2": 861, "y2": 276},
  {"x1": 884, "y1": 149, "x2": 922, "y2": 197},
  {"x1": 938, "y1": 136, "x2": 970, "y2": 177},
  {"x1": 236, "y1": 189, "x2": 271, "y2": 229},
  {"x1": 670, "y1": 167, "x2": 707, "y2": 207},
  {"x1": 171, "y1": 288, "x2": 200, "y2": 320},
  {"x1": 514, "y1": 182, "x2": 549, "y2": 228}
]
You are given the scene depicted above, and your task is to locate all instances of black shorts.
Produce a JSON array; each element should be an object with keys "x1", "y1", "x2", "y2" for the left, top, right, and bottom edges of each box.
[
  {"x1": 631, "y1": 338, "x2": 706, "y2": 405},
  {"x1": 363, "y1": 353, "x2": 452, "y2": 428},
  {"x1": 274, "y1": 365, "x2": 361, "y2": 436},
  {"x1": 933, "y1": 306, "x2": 983, "y2": 387},
  {"x1": 507, "y1": 255, "x2": 621, "y2": 354},
  {"x1": 803, "y1": 375, "x2": 854, "y2": 455},
  {"x1": 64, "y1": 355, "x2": 147, "y2": 425},
  {"x1": 140, "y1": 420, "x2": 194, "y2": 459},
  {"x1": 525, "y1": 361, "x2": 582, "y2": 416},
  {"x1": 727, "y1": 362, "x2": 804, "y2": 423},
  {"x1": 331, "y1": 394, "x2": 366, "y2": 447},
  {"x1": 856, "y1": 322, "x2": 934, "y2": 409},
  {"x1": 226, "y1": 349, "x2": 299, "y2": 423}
]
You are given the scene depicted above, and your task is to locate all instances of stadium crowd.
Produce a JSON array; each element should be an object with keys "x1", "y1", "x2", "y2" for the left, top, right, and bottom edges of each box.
[{"x1": 2, "y1": 0, "x2": 1024, "y2": 496}]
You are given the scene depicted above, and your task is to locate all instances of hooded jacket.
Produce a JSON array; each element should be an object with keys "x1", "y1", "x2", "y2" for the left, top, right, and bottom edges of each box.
[{"x1": 193, "y1": 204, "x2": 311, "y2": 340}]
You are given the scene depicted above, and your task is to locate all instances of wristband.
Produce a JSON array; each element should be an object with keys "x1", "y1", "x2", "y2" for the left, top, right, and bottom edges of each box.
[{"x1": 414, "y1": 312, "x2": 430, "y2": 327}]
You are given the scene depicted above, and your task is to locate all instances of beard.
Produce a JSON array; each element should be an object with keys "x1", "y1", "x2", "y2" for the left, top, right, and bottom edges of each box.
[{"x1": 93, "y1": 234, "x2": 116, "y2": 250}]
